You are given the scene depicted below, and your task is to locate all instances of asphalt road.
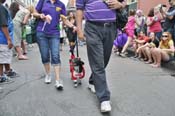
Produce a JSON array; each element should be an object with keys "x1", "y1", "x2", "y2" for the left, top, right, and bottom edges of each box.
[{"x1": 0, "y1": 44, "x2": 175, "y2": 116}]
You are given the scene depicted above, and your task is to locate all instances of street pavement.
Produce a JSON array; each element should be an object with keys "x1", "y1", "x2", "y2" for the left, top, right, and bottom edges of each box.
[{"x1": 0, "y1": 44, "x2": 175, "y2": 116}]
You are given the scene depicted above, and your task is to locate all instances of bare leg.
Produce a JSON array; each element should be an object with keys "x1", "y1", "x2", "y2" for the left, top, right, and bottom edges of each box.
[
  {"x1": 161, "y1": 51, "x2": 170, "y2": 61},
  {"x1": 144, "y1": 47, "x2": 153, "y2": 63},
  {"x1": 15, "y1": 46, "x2": 28, "y2": 60},
  {"x1": 4, "y1": 64, "x2": 10, "y2": 72},
  {"x1": 21, "y1": 40, "x2": 27, "y2": 54},
  {"x1": 44, "y1": 63, "x2": 51, "y2": 75},
  {"x1": 132, "y1": 42, "x2": 138, "y2": 56},
  {"x1": 137, "y1": 48, "x2": 142, "y2": 58},
  {"x1": 150, "y1": 48, "x2": 157, "y2": 65},
  {"x1": 0, "y1": 64, "x2": 3, "y2": 76},
  {"x1": 121, "y1": 37, "x2": 132, "y2": 53},
  {"x1": 69, "y1": 42, "x2": 75, "y2": 55},
  {"x1": 141, "y1": 48, "x2": 147, "y2": 58},
  {"x1": 54, "y1": 66, "x2": 60, "y2": 81},
  {"x1": 151, "y1": 49, "x2": 161, "y2": 68},
  {"x1": 60, "y1": 43, "x2": 63, "y2": 51}
]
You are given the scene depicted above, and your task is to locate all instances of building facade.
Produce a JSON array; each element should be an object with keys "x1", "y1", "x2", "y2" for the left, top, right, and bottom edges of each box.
[
  {"x1": 137, "y1": 0, "x2": 169, "y2": 15},
  {"x1": 66, "y1": 0, "x2": 170, "y2": 15},
  {"x1": 5, "y1": 0, "x2": 38, "y2": 7},
  {"x1": 5, "y1": 0, "x2": 170, "y2": 16}
]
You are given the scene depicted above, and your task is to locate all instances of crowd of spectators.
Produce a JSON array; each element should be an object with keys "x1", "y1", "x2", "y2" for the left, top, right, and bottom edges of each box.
[{"x1": 114, "y1": 0, "x2": 175, "y2": 68}]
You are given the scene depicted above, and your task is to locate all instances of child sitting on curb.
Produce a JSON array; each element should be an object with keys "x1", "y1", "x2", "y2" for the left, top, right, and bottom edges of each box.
[
  {"x1": 113, "y1": 29, "x2": 128, "y2": 55},
  {"x1": 133, "y1": 30, "x2": 150, "y2": 59},
  {"x1": 136, "y1": 32, "x2": 160, "y2": 64}
]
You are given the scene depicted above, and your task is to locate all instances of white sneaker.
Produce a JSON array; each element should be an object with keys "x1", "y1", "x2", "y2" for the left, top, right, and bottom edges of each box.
[
  {"x1": 100, "y1": 101, "x2": 112, "y2": 113},
  {"x1": 88, "y1": 84, "x2": 96, "y2": 93},
  {"x1": 74, "y1": 80, "x2": 78, "y2": 88},
  {"x1": 45, "y1": 74, "x2": 51, "y2": 84},
  {"x1": 55, "y1": 80, "x2": 63, "y2": 90}
]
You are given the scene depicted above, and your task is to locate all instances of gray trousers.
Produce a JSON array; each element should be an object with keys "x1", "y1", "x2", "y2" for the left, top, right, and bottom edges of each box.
[{"x1": 84, "y1": 21, "x2": 116, "y2": 103}]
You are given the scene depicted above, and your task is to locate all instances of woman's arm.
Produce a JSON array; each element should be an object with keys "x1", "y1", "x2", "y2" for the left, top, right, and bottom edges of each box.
[
  {"x1": 1, "y1": 26, "x2": 13, "y2": 49},
  {"x1": 61, "y1": 15, "x2": 76, "y2": 31},
  {"x1": 32, "y1": 8, "x2": 45, "y2": 19},
  {"x1": 162, "y1": 45, "x2": 175, "y2": 53},
  {"x1": 135, "y1": 39, "x2": 146, "y2": 44},
  {"x1": 166, "y1": 9, "x2": 175, "y2": 16},
  {"x1": 155, "y1": 11, "x2": 163, "y2": 21},
  {"x1": 22, "y1": 12, "x2": 30, "y2": 25},
  {"x1": 76, "y1": 9, "x2": 84, "y2": 40},
  {"x1": 146, "y1": 17, "x2": 153, "y2": 26}
]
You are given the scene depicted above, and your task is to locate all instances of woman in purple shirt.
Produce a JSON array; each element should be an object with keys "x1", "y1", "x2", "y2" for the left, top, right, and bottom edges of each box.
[{"x1": 33, "y1": 0, "x2": 76, "y2": 90}]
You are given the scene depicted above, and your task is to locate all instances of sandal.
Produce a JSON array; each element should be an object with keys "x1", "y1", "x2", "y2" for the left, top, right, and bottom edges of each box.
[
  {"x1": 145, "y1": 61, "x2": 153, "y2": 64},
  {"x1": 150, "y1": 64, "x2": 160, "y2": 68},
  {"x1": 18, "y1": 55, "x2": 28, "y2": 60},
  {"x1": 120, "y1": 52, "x2": 127, "y2": 58},
  {"x1": 23, "y1": 52, "x2": 27, "y2": 55}
]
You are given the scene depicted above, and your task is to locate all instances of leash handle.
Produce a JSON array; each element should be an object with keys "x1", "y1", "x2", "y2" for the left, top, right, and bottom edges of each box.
[{"x1": 76, "y1": 39, "x2": 79, "y2": 57}]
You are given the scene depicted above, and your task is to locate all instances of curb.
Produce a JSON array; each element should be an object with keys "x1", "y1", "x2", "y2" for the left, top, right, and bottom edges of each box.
[
  {"x1": 162, "y1": 60, "x2": 175, "y2": 70},
  {"x1": 126, "y1": 48, "x2": 175, "y2": 71}
]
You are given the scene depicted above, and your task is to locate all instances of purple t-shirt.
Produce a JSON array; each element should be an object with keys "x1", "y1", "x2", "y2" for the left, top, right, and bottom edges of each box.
[
  {"x1": 76, "y1": 0, "x2": 116, "y2": 22},
  {"x1": 36, "y1": 0, "x2": 66, "y2": 35}
]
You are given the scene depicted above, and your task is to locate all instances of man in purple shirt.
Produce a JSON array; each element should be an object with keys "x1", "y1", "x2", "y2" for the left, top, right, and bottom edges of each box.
[
  {"x1": 76, "y1": 0, "x2": 126, "y2": 113},
  {"x1": 34, "y1": 0, "x2": 76, "y2": 90}
]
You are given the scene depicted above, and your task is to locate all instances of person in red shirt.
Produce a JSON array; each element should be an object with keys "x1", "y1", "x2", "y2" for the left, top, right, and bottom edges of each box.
[
  {"x1": 136, "y1": 32, "x2": 160, "y2": 64},
  {"x1": 133, "y1": 31, "x2": 150, "y2": 59}
]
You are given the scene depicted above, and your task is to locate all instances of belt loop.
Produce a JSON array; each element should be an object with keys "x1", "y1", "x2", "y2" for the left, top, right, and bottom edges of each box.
[
  {"x1": 104, "y1": 23, "x2": 109, "y2": 27},
  {"x1": 104, "y1": 22, "x2": 113, "y2": 27}
]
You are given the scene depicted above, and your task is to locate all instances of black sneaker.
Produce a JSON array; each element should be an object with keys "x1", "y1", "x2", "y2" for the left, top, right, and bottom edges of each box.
[
  {"x1": 0, "y1": 75, "x2": 11, "y2": 83},
  {"x1": 0, "y1": 75, "x2": 14, "y2": 84},
  {"x1": 0, "y1": 76, "x2": 7, "y2": 83},
  {"x1": 5, "y1": 69, "x2": 19, "y2": 78}
]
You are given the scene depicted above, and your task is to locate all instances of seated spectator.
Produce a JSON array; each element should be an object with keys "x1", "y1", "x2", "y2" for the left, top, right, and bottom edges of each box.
[
  {"x1": 150, "y1": 32, "x2": 175, "y2": 68},
  {"x1": 133, "y1": 31, "x2": 150, "y2": 58},
  {"x1": 136, "y1": 32, "x2": 160, "y2": 64},
  {"x1": 113, "y1": 29, "x2": 128, "y2": 55}
]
